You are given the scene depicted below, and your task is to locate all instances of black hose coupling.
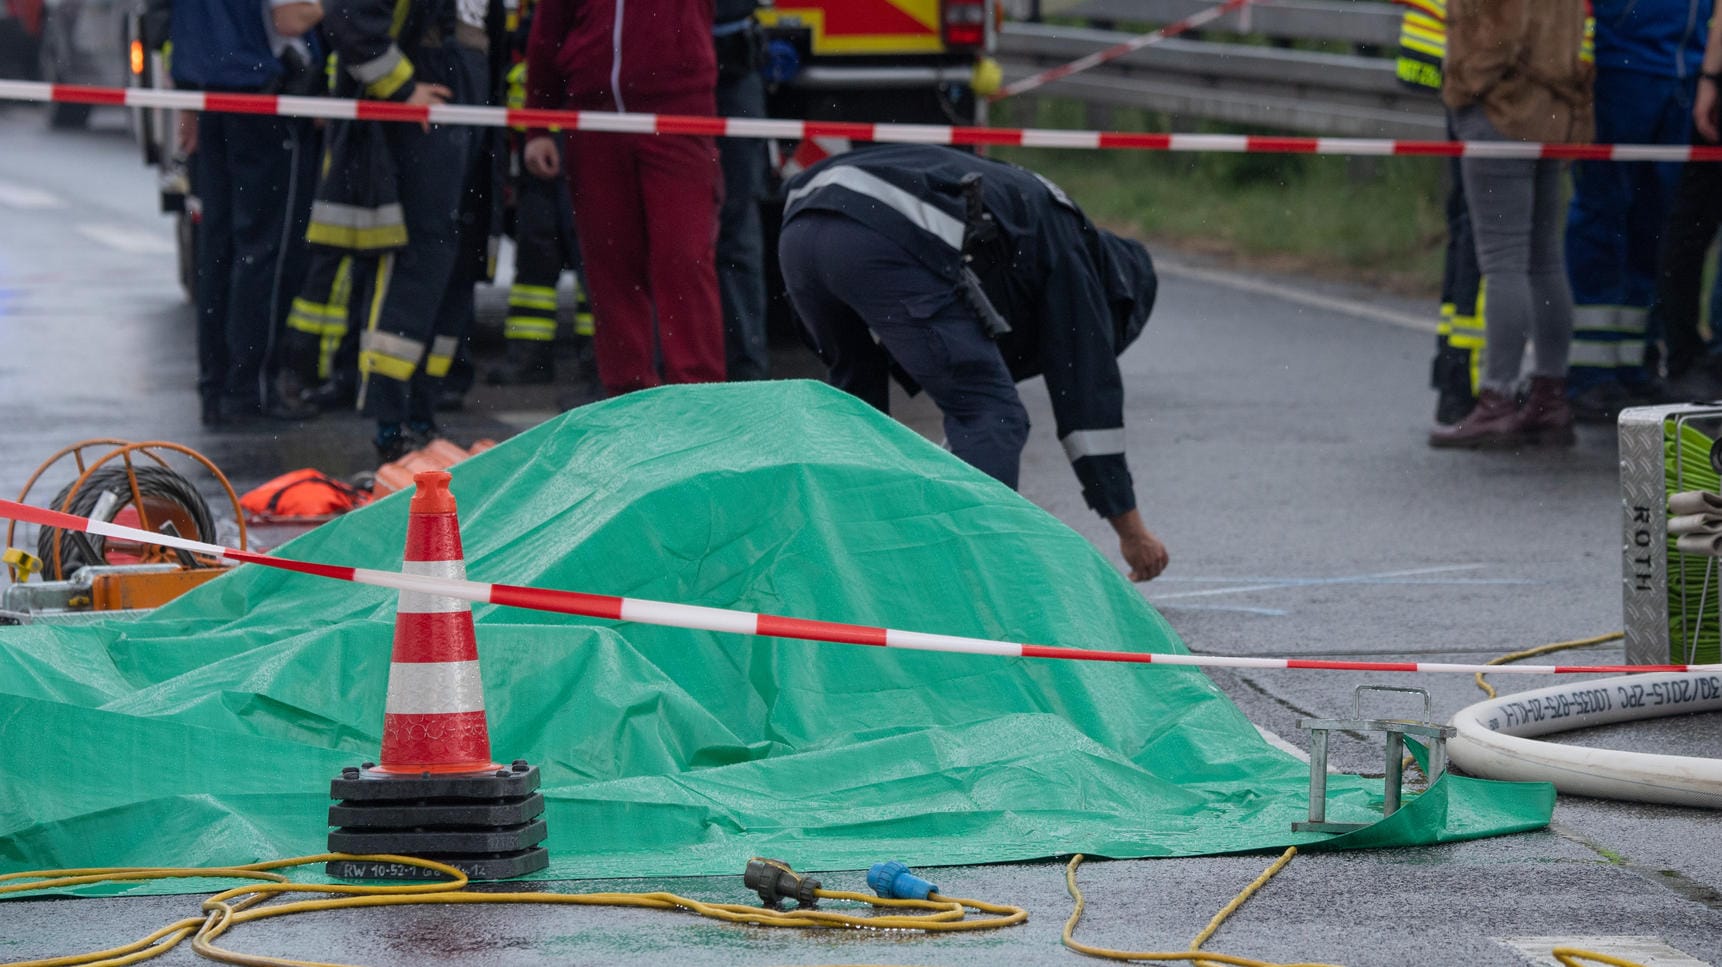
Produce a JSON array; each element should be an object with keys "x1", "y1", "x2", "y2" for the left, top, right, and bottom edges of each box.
[{"x1": 744, "y1": 857, "x2": 820, "y2": 910}]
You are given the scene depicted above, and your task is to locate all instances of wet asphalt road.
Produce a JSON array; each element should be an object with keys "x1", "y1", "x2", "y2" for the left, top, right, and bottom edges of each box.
[{"x1": 1, "y1": 102, "x2": 1719, "y2": 966}]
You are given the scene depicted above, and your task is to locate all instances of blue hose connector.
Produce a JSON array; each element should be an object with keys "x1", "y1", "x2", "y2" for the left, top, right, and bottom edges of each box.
[{"x1": 868, "y1": 860, "x2": 938, "y2": 900}]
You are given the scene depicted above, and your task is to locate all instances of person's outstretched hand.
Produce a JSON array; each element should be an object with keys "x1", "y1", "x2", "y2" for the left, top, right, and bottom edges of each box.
[{"x1": 1107, "y1": 508, "x2": 1169, "y2": 582}]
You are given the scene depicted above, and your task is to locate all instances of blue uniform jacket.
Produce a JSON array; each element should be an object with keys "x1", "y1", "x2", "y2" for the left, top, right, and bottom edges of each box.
[
  {"x1": 1592, "y1": 0, "x2": 1712, "y2": 77},
  {"x1": 782, "y1": 143, "x2": 1159, "y2": 520}
]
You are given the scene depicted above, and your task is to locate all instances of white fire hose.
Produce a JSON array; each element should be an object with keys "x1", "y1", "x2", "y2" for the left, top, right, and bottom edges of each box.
[{"x1": 1448, "y1": 671, "x2": 1722, "y2": 808}]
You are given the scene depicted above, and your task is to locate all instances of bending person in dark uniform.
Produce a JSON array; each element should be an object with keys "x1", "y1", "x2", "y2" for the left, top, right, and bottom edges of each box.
[{"x1": 778, "y1": 143, "x2": 1170, "y2": 582}]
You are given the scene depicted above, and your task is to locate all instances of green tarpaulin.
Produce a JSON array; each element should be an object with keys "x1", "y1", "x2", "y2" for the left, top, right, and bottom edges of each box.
[{"x1": 0, "y1": 381, "x2": 1552, "y2": 893}]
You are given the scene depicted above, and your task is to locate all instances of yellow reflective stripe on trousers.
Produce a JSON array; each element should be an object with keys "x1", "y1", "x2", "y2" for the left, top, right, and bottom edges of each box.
[
  {"x1": 358, "y1": 254, "x2": 418, "y2": 383},
  {"x1": 509, "y1": 284, "x2": 559, "y2": 311},
  {"x1": 504, "y1": 316, "x2": 557, "y2": 341},
  {"x1": 361, "y1": 331, "x2": 425, "y2": 382},
  {"x1": 287, "y1": 297, "x2": 340, "y2": 336},
  {"x1": 424, "y1": 335, "x2": 459, "y2": 378}
]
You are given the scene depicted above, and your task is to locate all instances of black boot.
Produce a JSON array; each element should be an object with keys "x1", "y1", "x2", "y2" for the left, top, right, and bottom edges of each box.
[
  {"x1": 1431, "y1": 342, "x2": 1476, "y2": 427},
  {"x1": 304, "y1": 370, "x2": 358, "y2": 411},
  {"x1": 485, "y1": 340, "x2": 555, "y2": 386}
]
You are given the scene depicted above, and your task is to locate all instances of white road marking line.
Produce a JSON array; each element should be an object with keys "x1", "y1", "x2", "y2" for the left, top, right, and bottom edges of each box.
[
  {"x1": 0, "y1": 180, "x2": 66, "y2": 210},
  {"x1": 1255, "y1": 724, "x2": 1316, "y2": 764},
  {"x1": 1157, "y1": 258, "x2": 1436, "y2": 333},
  {"x1": 1149, "y1": 565, "x2": 1489, "y2": 601},
  {"x1": 74, "y1": 223, "x2": 176, "y2": 255}
]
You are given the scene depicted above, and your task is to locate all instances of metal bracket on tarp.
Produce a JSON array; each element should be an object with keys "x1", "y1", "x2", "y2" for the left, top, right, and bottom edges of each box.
[{"x1": 1293, "y1": 684, "x2": 1457, "y2": 834}]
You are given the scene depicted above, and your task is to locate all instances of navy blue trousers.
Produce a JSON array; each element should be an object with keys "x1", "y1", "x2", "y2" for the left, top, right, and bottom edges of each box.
[
  {"x1": 778, "y1": 210, "x2": 1029, "y2": 488},
  {"x1": 193, "y1": 111, "x2": 315, "y2": 408}
]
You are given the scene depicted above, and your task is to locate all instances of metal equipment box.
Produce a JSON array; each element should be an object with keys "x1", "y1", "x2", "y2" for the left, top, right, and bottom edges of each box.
[{"x1": 1619, "y1": 403, "x2": 1722, "y2": 665}]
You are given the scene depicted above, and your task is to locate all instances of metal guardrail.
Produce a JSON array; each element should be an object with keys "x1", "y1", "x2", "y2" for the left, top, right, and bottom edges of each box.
[{"x1": 998, "y1": 1, "x2": 1447, "y2": 139}]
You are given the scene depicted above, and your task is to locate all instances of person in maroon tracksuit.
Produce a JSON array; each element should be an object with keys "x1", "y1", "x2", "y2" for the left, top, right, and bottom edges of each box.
[{"x1": 522, "y1": 0, "x2": 726, "y2": 397}]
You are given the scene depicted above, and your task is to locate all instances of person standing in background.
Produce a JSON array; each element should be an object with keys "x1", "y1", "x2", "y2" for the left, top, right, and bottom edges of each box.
[
  {"x1": 1564, "y1": 0, "x2": 1712, "y2": 422},
  {"x1": 1432, "y1": 0, "x2": 1593, "y2": 449},
  {"x1": 169, "y1": 0, "x2": 324, "y2": 427},
  {"x1": 312, "y1": 0, "x2": 492, "y2": 460},
  {"x1": 524, "y1": 0, "x2": 726, "y2": 397},
  {"x1": 484, "y1": 0, "x2": 598, "y2": 394},
  {"x1": 1393, "y1": 0, "x2": 1488, "y2": 429},
  {"x1": 713, "y1": 0, "x2": 771, "y2": 381},
  {"x1": 1651, "y1": 10, "x2": 1722, "y2": 400}
]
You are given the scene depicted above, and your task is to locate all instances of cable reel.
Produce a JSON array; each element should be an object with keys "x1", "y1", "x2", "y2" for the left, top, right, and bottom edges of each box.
[{"x1": 4, "y1": 439, "x2": 247, "y2": 583}]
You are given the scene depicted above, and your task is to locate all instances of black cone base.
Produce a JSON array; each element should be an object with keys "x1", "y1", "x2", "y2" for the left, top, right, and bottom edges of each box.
[{"x1": 327, "y1": 760, "x2": 550, "y2": 880}]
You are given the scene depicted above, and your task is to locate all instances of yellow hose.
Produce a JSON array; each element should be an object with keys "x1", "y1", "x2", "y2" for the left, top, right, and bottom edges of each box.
[
  {"x1": 1473, "y1": 631, "x2": 1624, "y2": 699},
  {"x1": 1060, "y1": 851, "x2": 1342, "y2": 967},
  {"x1": 2, "y1": 632, "x2": 1646, "y2": 967},
  {"x1": 2, "y1": 854, "x2": 1025, "y2": 967}
]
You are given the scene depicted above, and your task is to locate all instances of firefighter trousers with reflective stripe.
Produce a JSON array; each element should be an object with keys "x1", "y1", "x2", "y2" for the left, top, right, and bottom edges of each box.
[
  {"x1": 1434, "y1": 118, "x2": 1484, "y2": 406},
  {"x1": 353, "y1": 118, "x2": 471, "y2": 424},
  {"x1": 506, "y1": 159, "x2": 586, "y2": 343},
  {"x1": 353, "y1": 47, "x2": 487, "y2": 425},
  {"x1": 1566, "y1": 66, "x2": 1692, "y2": 388},
  {"x1": 780, "y1": 210, "x2": 1029, "y2": 489}
]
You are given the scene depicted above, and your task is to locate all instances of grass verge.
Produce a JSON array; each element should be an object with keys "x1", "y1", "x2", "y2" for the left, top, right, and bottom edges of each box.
[{"x1": 991, "y1": 99, "x2": 1451, "y2": 299}]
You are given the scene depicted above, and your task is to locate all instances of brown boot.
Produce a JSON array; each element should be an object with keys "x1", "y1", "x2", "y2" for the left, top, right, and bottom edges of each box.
[
  {"x1": 1429, "y1": 388, "x2": 1526, "y2": 449},
  {"x1": 1520, "y1": 375, "x2": 1576, "y2": 447}
]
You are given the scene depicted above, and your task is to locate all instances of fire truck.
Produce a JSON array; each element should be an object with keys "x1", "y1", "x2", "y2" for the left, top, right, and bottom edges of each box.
[
  {"x1": 757, "y1": 0, "x2": 1002, "y2": 165},
  {"x1": 754, "y1": 0, "x2": 1002, "y2": 333}
]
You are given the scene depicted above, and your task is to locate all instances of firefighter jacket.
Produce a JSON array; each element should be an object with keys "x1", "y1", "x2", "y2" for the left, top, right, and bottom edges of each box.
[
  {"x1": 306, "y1": 0, "x2": 462, "y2": 252},
  {"x1": 781, "y1": 143, "x2": 1160, "y2": 521},
  {"x1": 524, "y1": 0, "x2": 717, "y2": 118},
  {"x1": 1394, "y1": 0, "x2": 1446, "y2": 93},
  {"x1": 1443, "y1": 0, "x2": 1594, "y2": 144}
]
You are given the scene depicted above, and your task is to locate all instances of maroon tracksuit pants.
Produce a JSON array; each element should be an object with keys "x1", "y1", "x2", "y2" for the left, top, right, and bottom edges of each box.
[{"x1": 566, "y1": 129, "x2": 726, "y2": 394}]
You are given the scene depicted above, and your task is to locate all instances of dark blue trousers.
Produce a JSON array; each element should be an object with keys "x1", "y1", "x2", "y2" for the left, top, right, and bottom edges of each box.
[
  {"x1": 193, "y1": 110, "x2": 315, "y2": 409},
  {"x1": 716, "y1": 68, "x2": 771, "y2": 380},
  {"x1": 778, "y1": 210, "x2": 1029, "y2": 487}
]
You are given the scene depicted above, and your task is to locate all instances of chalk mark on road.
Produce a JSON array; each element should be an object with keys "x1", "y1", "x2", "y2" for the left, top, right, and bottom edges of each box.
[{"x1": 1148, "y1": 565, "x2": 1536, "y2": 603}]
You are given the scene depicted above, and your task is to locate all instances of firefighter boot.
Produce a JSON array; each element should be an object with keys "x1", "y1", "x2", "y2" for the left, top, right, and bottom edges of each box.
[
  {"x1": 1520, "y1": 375, "x2": 1576, "y2": 448},
  {"x1": 1428, "y1": 388, "x2": 1526, "y2": 449},
  {"x1": 1431, "y1": 341, "x2": 1476, "y2": 428},
  {"x1": 485, "y1": 340, "x2": 555, "y2": 386}
]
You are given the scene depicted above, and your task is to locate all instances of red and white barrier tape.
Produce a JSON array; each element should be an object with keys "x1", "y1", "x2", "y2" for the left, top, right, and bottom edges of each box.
[
  {"x1": 991, "y1": 0, "x2": 1254, "y2": 101},
  {"x1": 5, "y1": 79, "x2": 1721, "y2": 162},
  {"x1": 4, "y1": 496, "x2": 1713, "y2": 677}
]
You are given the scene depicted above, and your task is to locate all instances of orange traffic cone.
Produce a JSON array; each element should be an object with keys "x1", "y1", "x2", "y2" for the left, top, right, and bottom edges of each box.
[
  {"x1": 371, "y1": 469, "x2": 499, "y2": 775},
  {"x1": 328, "y1": 469, "x2": 548, "y2": 880}
]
